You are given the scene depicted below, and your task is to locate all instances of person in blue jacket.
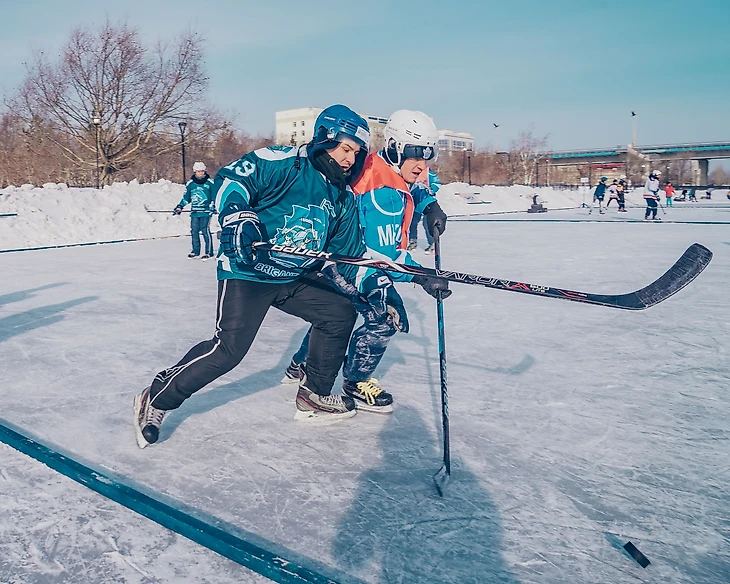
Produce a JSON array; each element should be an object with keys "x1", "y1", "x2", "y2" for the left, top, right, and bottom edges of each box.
[
  {"x1": 174, "y1": 162, "x2": 216, "y2": 259},
  {"x1": 134, "y1": 105, "x2": 408, "y2": 448},
  {"x1": 283, "y1": 110, "x2": 450, "y2": 414},
  {"x1": 589, "y1": 176, "x2": 607, "y2": 215},
  {"x1": 407, "y1": 168, "x2": 441, "y2": 252}
]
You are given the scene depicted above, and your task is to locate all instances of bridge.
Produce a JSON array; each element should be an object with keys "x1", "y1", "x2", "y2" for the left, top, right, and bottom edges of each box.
[{"x1": 545, "y1": 142, "x2": 730, "y2": 184}]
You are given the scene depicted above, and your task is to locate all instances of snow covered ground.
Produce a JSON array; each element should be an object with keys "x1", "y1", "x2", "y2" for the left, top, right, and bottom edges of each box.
[
  {"x1": 1, "y1": 183, "x2": 729, "y2": 583},
  {"x1": 2, "y1": 179, "x2": 699, "y2": 252}
]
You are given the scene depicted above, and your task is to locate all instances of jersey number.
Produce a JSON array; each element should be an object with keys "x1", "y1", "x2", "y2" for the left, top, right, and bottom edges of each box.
[{"x1": 225, "y1": 160, "x2": 256, "y2": 177}]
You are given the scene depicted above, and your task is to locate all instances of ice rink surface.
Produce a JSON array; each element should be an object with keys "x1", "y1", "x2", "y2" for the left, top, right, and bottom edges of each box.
[{"x1": 1, "y1": 205, "x2": 728, "y2": 583}]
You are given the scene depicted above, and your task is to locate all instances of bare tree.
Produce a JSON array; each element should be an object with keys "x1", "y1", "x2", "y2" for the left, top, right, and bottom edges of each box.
[
  {"x1": 8, "y1": 21, "x2": 223, "y2": 184},
  {"x1": 509, "y1": 130, "x2": 548, "y2": 185},
  {"x1": 709, "y1": 166, "x2": 727, "y2": 185}
]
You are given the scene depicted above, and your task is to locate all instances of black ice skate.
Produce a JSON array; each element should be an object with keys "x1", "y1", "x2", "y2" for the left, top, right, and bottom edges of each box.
[
  {"x1": 424, "y1": 244, "x2": 435, "y2": 255},
  {"x1": 407, "y1": 240, "x2": 417, "y2": 251},
  {"x1": 133, "y1": 386, "x2": 167, "y2": 449},
  {"x1": 187, "y1": 253, "x2": 199, "y2": 259},
  {"x1": 295, "y1": 372, "x2": 356, "y2": 422},
  {"x1": 281, "y1": 359, "x2": 302, "y2": 384},
  {"x1": 200, "y1": 254, "x2": 212, "y2": 261},
  {"x1": 343, "y1": 378, "x2": 393, "y2": 414}
]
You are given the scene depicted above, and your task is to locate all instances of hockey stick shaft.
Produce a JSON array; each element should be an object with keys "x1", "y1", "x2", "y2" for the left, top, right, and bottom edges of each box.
[
  {"x1": 253, "y1": 243, "x2": 712, "y2": 311},
  {"x1": 432, "y1": 230, "x2": 451, "y2": 496}
]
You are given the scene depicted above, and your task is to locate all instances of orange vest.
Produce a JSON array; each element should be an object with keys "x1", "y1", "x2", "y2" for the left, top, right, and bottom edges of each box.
[{"x1": 352, "y1": 154, "x2": 415, "y2": 250}]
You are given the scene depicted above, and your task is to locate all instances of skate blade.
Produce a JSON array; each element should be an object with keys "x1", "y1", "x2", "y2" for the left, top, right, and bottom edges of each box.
[
  {"x1": 293, "y1": 408, "x2": 357, "y2": 425},
  {"x1": 280, "y1": 375, "x2": 300, "y2": 384},
  {"x1": 353, "y1": 402, "x2": 393, "y2": 414},
  {"x1": 433, "y1": 465, "x2": 450, "y2": 497},
  {"x1": 133, "y1": 394, "x2": 150, "y2": 449}
]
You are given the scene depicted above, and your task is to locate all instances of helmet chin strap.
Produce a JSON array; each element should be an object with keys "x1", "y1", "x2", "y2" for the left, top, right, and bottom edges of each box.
[{"x1": 385, "y1": 140, "x2": 405, "y2": 174}]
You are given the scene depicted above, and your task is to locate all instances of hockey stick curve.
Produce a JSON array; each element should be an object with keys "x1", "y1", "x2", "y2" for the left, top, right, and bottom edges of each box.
[{"x1": 252, "y1": 243, "x2": 712, "y2": 311}]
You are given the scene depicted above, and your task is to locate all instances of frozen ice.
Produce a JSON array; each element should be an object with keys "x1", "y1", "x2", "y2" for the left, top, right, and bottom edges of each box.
[{"x1": 1, "y1": 184, "x2": 729, "y2": 583}]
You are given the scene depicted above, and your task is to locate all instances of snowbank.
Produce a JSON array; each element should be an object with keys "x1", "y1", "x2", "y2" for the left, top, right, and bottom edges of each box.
[
  {"x1": 436, "y1": 182, "x2": 646, "y2": 216},
  {"x1": 0, "y1": 180, "x2": 649, "y2": 251},
  {"x1": 0, "y1": 180, "x2": 189, "y2": 250}
]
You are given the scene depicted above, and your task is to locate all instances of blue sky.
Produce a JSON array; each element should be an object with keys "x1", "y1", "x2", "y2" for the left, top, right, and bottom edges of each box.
[{"x1": 2, "y1": 0, "x2": 729, "y2": 152}]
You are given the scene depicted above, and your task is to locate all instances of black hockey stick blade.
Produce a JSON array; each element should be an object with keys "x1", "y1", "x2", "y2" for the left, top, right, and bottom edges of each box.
[
  {"x1": 433, "y1": 465, "x2": 450, "y2": 497},
  {"x1": 626, "y1": 242, "x2": 712, "y2": 309},
  {"x1": 253, "y1": 243, "x2": 712, "y2": 310}
]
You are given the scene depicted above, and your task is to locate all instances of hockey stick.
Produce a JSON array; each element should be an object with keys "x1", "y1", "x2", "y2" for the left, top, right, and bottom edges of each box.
[
  {"x1": 431, "y1": 229, "x2": 451, "y2": 497},
  {"x1": 146, "y1": 209, "x2": 192, "y2": 213},
  {"x1": 252, "y1": 243, "x2": 712, "y2": 311}
]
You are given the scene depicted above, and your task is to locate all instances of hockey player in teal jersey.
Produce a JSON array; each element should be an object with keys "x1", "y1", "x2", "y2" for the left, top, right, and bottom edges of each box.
[
  {"x1": 283, "y1": 110, "x2": 451, "y2": 414},
  {"x1": 174, "y1": 161, "x2": 216, "y2": 259},
  {"x1": 133, "y1": 105, "x2": 409, "y2": 448},
  {"x1": 407, "y1": 167, "x2": 442, "y2": 252}
]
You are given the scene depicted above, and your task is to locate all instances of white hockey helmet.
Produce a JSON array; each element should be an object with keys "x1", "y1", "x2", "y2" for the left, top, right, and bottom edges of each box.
[
  {"x1": 651, "y1": 169, "x2": 661, "y2": 176},
  {"x1": 384, "y1": 110, "x2": 439, "y2": 168},
  {"x1": 192, "y1": 161, "x2": 206, "y2": 172}
]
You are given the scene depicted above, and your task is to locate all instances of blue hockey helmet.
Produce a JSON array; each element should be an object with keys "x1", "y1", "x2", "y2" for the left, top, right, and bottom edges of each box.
[{"x1": 308, "y1": 105, "x2": 370, "y2": 181}]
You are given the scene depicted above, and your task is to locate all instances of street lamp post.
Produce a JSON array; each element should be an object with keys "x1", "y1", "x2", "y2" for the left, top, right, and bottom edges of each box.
[
  {"x1": 178, "y1": 121, "x2": 187, "y2": 183},
  {"x1": 92, "y1": 111, "x2": 101, "y2": 189},
  {"x1": 467, "y1": 149, "x2": 472, "y2": 185},
  {"x1": 631, "y1": 111, "x2": 637, "y2": 147}
]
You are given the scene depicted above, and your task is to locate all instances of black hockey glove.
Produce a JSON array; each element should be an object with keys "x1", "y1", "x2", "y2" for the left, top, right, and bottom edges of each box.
[
  {"x1": 359, "y1": 272, "x2": 409, "y2": 333},
  {"x1": 423, "y1": 201, "x2": 447, "y2": 237},
  {"x1": 412, "y1": 275, "x2": 452, "y2": 300},
  {"x1": 173, "y1": 205, "x2": 183, "y2": 215},
  {"x1": 219, "y1": 203, "x2": 264, "y2": 265}
]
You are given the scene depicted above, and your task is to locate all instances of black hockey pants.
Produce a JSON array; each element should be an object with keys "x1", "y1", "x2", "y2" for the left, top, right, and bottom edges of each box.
[
  {"x1": 645, "y1": 198, "x2": 658, "y2": 219},
  {"x1": 149, "y1": 273, "x2": 357, "y2": 410}
]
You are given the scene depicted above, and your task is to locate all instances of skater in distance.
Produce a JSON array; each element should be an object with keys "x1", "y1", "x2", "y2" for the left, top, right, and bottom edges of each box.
[
  {"x1": 644, "y1": 170, "x2": 662, "y2": 221},
  {"x1": 174, "y1": 161, "x2": 216, "y2": 260}
]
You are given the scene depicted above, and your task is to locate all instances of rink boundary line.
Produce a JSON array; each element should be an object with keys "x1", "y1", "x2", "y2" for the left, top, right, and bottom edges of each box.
[
  {"x1": 0, "y1": 234, "x2": 187, "y2": 254},
  {"x1": 0, "y1": 420, "x2": 349, "y2": 584}
]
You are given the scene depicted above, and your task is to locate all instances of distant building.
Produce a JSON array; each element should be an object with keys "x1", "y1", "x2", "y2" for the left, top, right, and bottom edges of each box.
[
  {"x1": 438, "y1": 130, "x2": 475, "y2": 152},
  {"x1": 275, "y1": 108, "x2": 473, "y2": 152},
  {"x1": 275, "y1": 107, "x2": 322, "y2": 147}
]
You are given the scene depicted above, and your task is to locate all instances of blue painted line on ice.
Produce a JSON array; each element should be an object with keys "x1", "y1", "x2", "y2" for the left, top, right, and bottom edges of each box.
[
  {"x1": 0, "y1": 420, "x2": 346, "y2": 584},
  {"x1": 0, "y1": 234, "x2": 186, "y2": 254}
]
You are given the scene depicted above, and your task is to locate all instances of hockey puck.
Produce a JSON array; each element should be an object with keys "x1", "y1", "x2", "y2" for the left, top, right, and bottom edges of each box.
[{"x1": 623, "y1": 541, "x2": 650, "y2": 568}]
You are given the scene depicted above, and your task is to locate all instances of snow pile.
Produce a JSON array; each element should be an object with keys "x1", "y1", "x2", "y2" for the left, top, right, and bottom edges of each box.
[
  {"x1": 0, "y1": 179, "x2": 651, "y2": 251},
  {"x1": 0, "y1": 180, "x2": 189, "y2": 250},
  {"x1": 436, "y1": 182, "x2": 647, "y2": 216}
]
